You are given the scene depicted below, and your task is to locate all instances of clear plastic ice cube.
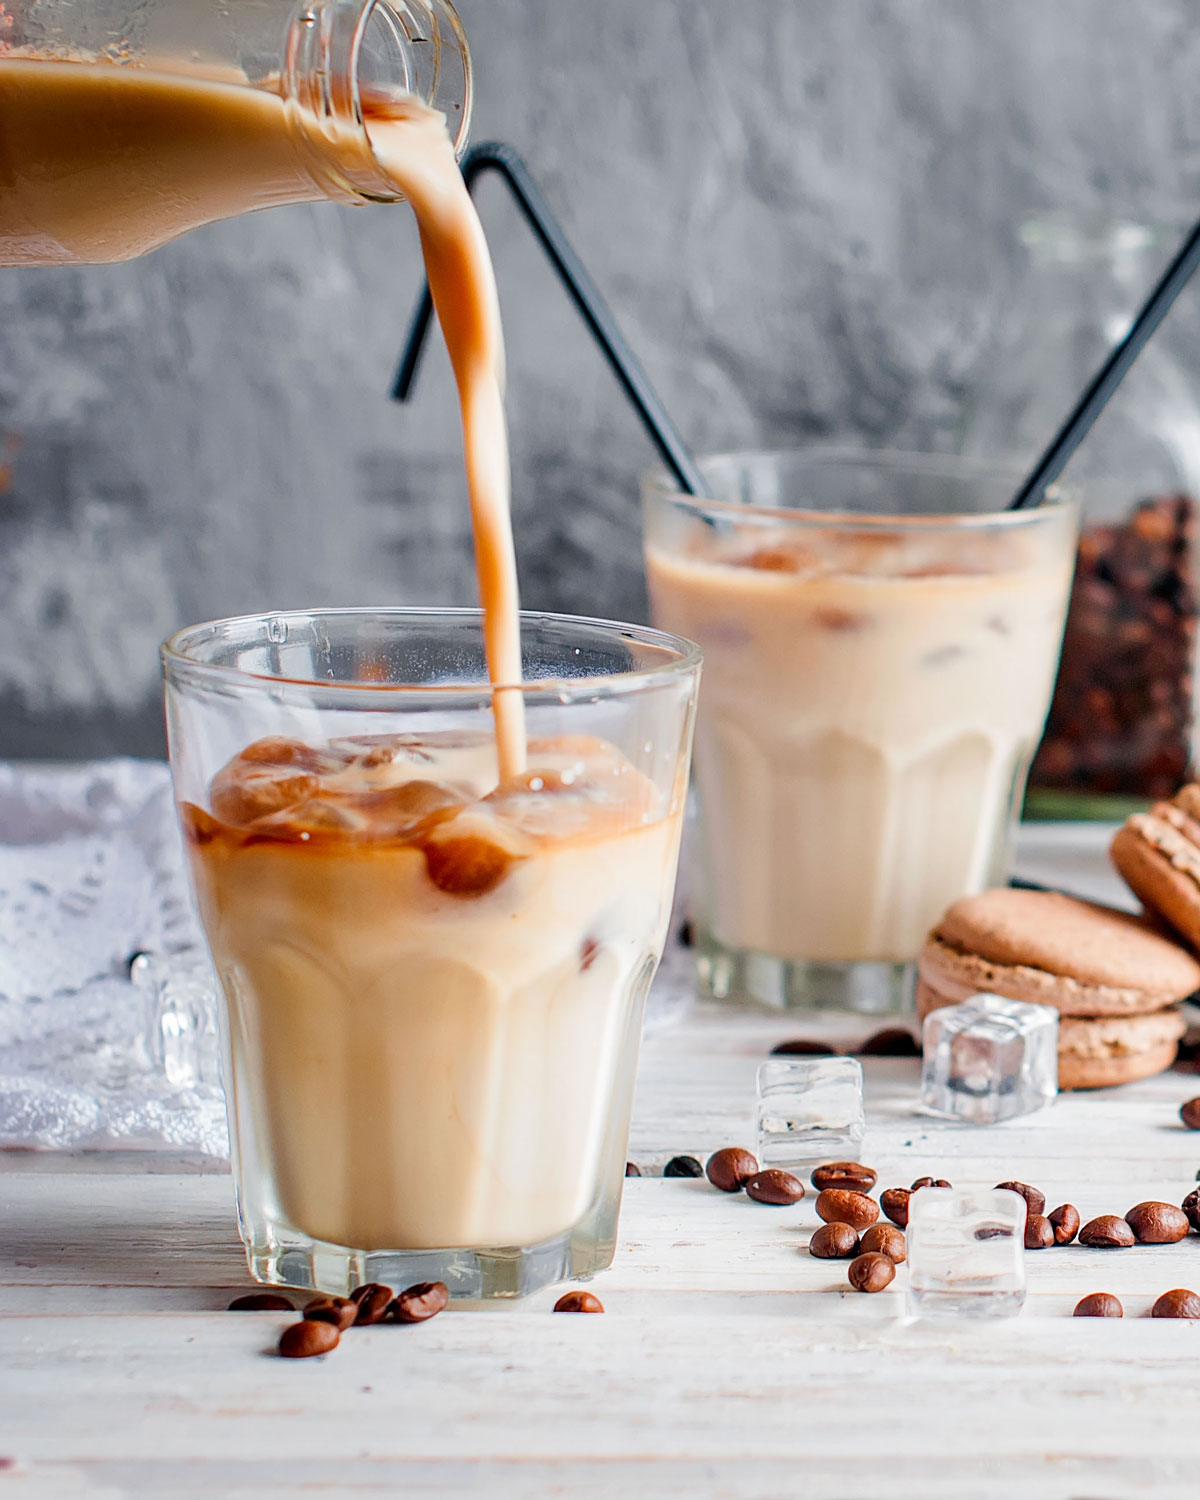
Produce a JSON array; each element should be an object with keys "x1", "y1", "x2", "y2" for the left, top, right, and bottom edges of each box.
[
  {"x1": 920, "y1": 993, "x2": 1057, "y2": 1125},
  {"x1": 907, "y1": 1187, "x2": 1027, "y2": 1318},
  {"x1": 755, "y1": 1057, "x2": 864, "y2": 1166}
]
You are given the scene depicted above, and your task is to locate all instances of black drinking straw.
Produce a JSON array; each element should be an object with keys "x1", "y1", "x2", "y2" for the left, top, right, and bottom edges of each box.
[
  {"x1": 391, "y1": 140, "x2": 708, "y2": 498},
  {"x1": 1009, "y1": 211, "x2": 1200, "y2": 510}
]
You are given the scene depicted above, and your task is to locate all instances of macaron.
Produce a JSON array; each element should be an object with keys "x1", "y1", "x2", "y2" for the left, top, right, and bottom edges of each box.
[
  {"x1": 917, "y1": 888, "x2": 1199, "y2": 1089},
  {"x1": 1111, "y1": 785, "x2": 1200, "y2": 953}
]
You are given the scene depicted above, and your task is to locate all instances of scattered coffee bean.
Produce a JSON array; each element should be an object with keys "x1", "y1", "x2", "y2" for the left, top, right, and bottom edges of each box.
[
  {"x1": 1182, "y1": 1187, "x2": 1200, "y2": 1233},
  {"x1": 910, "y1": 1176, "x2": 951, "y2": 1191},
  {"x1": 624, "y1": 1162, "x2": 642, "y2": 1178},
  {"x1": 1079, "y1": 1215, "x2": 1135, "y2": 1248},
  {"x1": 848, "y1": 1251, "x2": 895, "y2": 1293},
  {"x1": 303, "y1": 1295, "x2": 357, "y2": 1331},
  {"x1": 227, "y1": 1292, "x2": 294, "y2": 1312},
  {"x1": 1073, "y1": 1292, "x2": 1123, "y2": 1318},
  {"x1": 770, "y1": 1039, "x2": 838, "y2": 1057},
  {"x1": 856, "y1": 1028, "x2": 921, "y2": 1058},
  {"x1": 1048, "y1": 1204, "x2": 1081, "y2": 1246},
  {"x1": 880, "y1": 1188, "x2": 912, "y2": 1228},
  {"x1": 391, "y1": 1281, "x2": 450, "y2": 1324},
  {"x1": 1024, "y1": 1214, "x2": 1055, "y2": 1250},
  {"x1": 859, "y1": 1224, "x2": 906, "y2": 1263},
  {"x1": 746, "y1": 1169, "x2": 806, "y2": 1205},
  {"x1": 815, "y1": 1188, "x2": 878, "y2": 1230},
  {"x1": 995, "y1": 1181, "x2": 1046, "y2": 1217},
  {"x1": 1181, "y1": 1098, "x2": 1200, "y2": 1130},
  {"x1": 809, "y1": 1222, "x2": 860, "y2": 1260},
  {"x1": 705, "y1": 1146, "x2": 759, "y2": 1193},
  {"x1": 664, "y1": 1155, "x2": 704, "y2": 1178},
  {"x1": 811, "y1": 1161, "x2": 877, "y2": 1194},
  {"x1": 1151, "y1": 1288, "x2": 1200, "y2": 1319},
  {"x1": 1126, "y1": 1201, "x2": 1190, "y2": 1244},
  {"x1": 553, "y1": 1290, "x2": 604, "y2": 1313},
  {"x1": 279, "y1": 1319, "x2": 340, "y2": 1358},
  {"x1": 351, "y1": 1283, "x2": 394, "y2": 1326}
]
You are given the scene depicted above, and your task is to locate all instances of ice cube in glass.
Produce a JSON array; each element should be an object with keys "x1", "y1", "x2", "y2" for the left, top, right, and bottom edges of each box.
[
  {"x1": 907, "y1": 1187, "x2": 1027, "y2": 1318},
  {"x1": 920, "y1": 993, "x2": 1057, "y2": 1125},
  {"x1": 755, "y1": 1056, "x2": 864, "y2": 1166}
]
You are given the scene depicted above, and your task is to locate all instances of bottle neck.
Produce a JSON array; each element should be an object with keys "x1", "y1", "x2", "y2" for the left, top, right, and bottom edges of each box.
[{"x1": 282, "y1": 0, "x2": 472, "y2": 204}]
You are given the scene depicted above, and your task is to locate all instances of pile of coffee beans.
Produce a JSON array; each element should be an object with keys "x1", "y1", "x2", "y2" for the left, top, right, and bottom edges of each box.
[{"x1": 229, "y1": 1279, "x2": 450, "y2": 1358}]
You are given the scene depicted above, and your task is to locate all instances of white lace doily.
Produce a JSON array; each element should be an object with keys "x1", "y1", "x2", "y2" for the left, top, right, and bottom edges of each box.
[{"x1": 0, "y1": 760, "x2": 228, "y2": 1156}]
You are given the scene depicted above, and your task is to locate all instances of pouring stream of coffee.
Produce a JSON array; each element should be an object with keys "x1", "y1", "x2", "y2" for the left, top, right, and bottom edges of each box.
[
  {"x1": 392, "y1": 140, "x2": 708, "y2": 499},
  {"x1": 1009, "y1": 210, "x2": 1200, "y2": 510}
]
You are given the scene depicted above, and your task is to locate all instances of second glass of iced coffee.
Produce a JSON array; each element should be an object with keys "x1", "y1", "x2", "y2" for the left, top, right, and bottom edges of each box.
[{"x1": 644, "y1": 450, "x2": 1077, "y2": 1013}]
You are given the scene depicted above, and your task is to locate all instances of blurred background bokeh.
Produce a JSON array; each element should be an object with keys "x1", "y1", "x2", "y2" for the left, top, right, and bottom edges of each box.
[{"x1": 4, "y1": 0, "x2": 1200, "y2": 757}]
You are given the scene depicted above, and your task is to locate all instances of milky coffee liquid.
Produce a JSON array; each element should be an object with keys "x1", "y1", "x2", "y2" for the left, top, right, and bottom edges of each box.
[{"x1": 0, "y1": 57, "x2": 525, "y2": 776}]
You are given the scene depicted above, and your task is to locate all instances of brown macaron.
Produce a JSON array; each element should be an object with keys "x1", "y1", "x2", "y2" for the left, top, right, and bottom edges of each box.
[
  {"x1": 917, "y1": 889, "x2": 1198, "y2": 1089},
  {"x1": 1112, "y1": 787, "x2": 1200, "y2": 954}
]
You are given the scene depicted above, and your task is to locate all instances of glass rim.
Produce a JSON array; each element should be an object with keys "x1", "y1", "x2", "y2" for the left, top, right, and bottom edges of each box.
[
  {"x1": 162, "y1": 606, "x2": 703, "y2": 700},
  {"x1": 642, "y1": 446, "x2": 1080, "y2": 531}
]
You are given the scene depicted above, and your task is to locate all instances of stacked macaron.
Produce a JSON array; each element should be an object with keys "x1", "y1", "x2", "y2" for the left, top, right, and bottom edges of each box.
[
  {"x1": 1112, "y1": 785, "x2": 1200, "y2": 953},
  {"x1": 917, "y1": 888, "x2": 1200, "y2": 1089}
]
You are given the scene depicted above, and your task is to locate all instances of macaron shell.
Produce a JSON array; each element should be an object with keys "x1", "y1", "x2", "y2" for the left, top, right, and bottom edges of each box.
[
  {"x1": 1057, "y1": 1036, "x2": 1183, "y2": 1091},
  {"x1": 1111, "y1": 819, "x2": 1200, "y2": 953},
  {"x1": 934, "y1": 889, "x2": 1200, "y2": 999},
  {"x1": 918, "y1": 932, "x2": 1183, "y2": 1016}
]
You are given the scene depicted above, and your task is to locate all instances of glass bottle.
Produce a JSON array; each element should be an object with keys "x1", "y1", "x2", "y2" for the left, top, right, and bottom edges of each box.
[
  {"x1": 961, "y1": 217, "x2": 1200, "y2": 809},
  {"x1": 0, "y1": 0, "x2": 472, "y2": 266}
]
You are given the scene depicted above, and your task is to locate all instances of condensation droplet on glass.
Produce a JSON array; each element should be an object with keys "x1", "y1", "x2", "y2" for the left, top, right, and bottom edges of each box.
[{"x1": 267, "y1": 617, "x2": 288, "y2": 644}]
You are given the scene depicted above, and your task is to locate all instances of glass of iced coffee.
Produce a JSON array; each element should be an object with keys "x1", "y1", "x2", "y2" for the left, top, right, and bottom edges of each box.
[
  {"x1": 644, "y1": 450, "x2": 1077, "y2": 1014},
  {"x1": 163, "y1": 607, "x2": 699, "y2": 1298}
]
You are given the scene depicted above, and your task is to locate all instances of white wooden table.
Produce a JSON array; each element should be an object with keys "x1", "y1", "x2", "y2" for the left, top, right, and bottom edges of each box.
[{"x1": 4, "y1": 828, "x2": 1200, "y2": 1498}]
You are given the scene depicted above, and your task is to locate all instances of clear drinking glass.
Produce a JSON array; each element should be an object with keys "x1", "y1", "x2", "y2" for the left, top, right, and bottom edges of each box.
[
  {"x1": 162, "y1": 608, "x2": 700, "y2": 1299},
  {"x1": 644, "y1": 450, "x2": 1078, "y2": 1014}
]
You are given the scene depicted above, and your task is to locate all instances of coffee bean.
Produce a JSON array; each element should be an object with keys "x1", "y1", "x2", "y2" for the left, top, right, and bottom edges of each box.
[
  {"x1": 1181, "y1": 1098, "x2": 1200, "y2": 1130},
  {"x1": 1024, "y1": 1214, "x2": 1055, "y2": 1250},
  {"x1": 303, "y1": 1295, "x2": 357, "y2": 1331},
  {"x1": 227, "y1": 1292, "x2": 295, "y2": 1312},
  {"x1": 553, "y1": 1290, "x2": 604, "y2": 1313},
  {"x1": 911, "y1": 1176, "x2": 951, "y2": 1191},
  {"x1": 811, "y1": 1161, "x2": 877, "y2": 1194},
  {"x1": 974, "y1": 1225, "x2": 1014, "y2": 1241},
  {"x1": 1126, "y1": 1201, "x2": 1190, "y2": 1244},
  {"x1": 1074, "y1": 1292, "x2": 1123, "y2": 1318},
  {"x1": 1151, "y1": 1288, "x2": 1200, "y2": 1319},
  {"x1": 279, "y1": 1319, "x2": 340, "y2": 1358},
  {"x1": 350, "y1": 1283, "x2": 394, "y2": 1326},
  {"x1": 1079, "y1": 1215, "x2": 1135, "y2": 1248},
  {"x1": 1048, "y1": 1204, "x2": 1081, "y2": 1245},
  {"x1": 1182, "y1": 1187, "x2": 1200, "y2": 1233},
  {"x1": 664, "y1": 1155, "x2": 704, "y2": 1178},
  {"x1": 856, "y1": 1028, "x2": 921, "y2": 1058},
  {"x1": 995, "y1": 1181, "x2": 1046, "y2": 1216},
  {"x1": 391, "y1": 1281, "x2": 450, "y2": 1324},
  {"x1": 859, "y1": 1224, "x2": 906, "y2": 1264},
  {"x1": 624, "y1": 1162, "x2": 642, "y2": 1178},
  {"x1": 770, "y1": 1039, "x2": 838, "y2": 1057},
  {"x1": 815, "y1": 1188, "x2": 878, "y2": 1231},
  {"x1": 809, "y1": 1222, "x2": 860, "y2": 1260},
  {"x1": 746, "y1": 1169, "x2": 805, "y2": 1205},
  {"x1": 705, "y1": 1146, "x2": 759, "y2": 1193},
  {"x1": 848, "y1": 1251, "x2": 895, "y2": 1293},
  {"x1": 880, "y1": 1188, "x2": 912, "y2": 1228}
]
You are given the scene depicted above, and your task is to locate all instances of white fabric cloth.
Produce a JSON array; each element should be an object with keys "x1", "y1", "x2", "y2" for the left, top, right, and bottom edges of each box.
[{"x1": 0, "y1": 760, "x2": 227, "y2": 1155}]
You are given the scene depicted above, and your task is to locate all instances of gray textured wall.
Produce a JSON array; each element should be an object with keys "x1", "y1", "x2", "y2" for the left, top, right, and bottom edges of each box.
[{"x1": 4, "y1": 0, "x2": 1200, "y2": 757}]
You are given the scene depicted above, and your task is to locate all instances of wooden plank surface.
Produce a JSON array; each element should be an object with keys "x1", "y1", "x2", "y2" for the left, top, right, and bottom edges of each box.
[{"x1": 4, "y1": 827, "x2": 1200, "y2": 1496}]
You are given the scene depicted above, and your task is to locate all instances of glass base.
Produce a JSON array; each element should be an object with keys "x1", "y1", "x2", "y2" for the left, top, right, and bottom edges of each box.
[
  {"x1": 243, "y1": 1215, "x2": 617, "y2": 1301},
  {"x1": 697, "y1": 929, "x2": 915, "y2": 1015}
]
